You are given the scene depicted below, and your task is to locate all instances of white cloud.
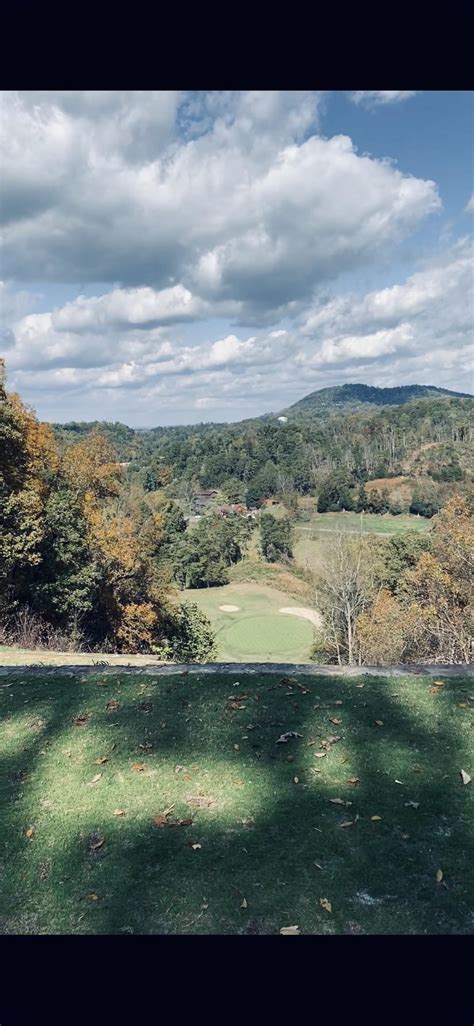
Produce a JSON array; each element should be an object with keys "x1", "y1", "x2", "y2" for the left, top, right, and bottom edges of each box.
[
  {"x1": 466, "y1": 194, "x2": 474, "y2": 213},
  {"x1": 4, "y1": 240, "x2": 472, "y2": 423},
  {"x1": 1, "y1": 90, "x2": 439, "y2": 324},
  {"x1": 349, "y1": 91, "x2": 417, "y2": 108}
]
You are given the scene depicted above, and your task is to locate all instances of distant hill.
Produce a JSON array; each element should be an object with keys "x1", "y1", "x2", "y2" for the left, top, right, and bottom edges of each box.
[{"x1": 283, "y1": 383, "x2": 473, "y2": 416}]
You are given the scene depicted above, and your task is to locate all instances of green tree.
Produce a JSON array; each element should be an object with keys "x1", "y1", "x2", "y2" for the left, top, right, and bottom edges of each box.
[{"x1": 260, "y1": 513, "x2": 293, "y2": 562}]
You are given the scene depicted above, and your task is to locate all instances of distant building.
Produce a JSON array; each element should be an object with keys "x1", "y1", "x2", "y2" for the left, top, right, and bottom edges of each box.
[{"x1": 192, "y1": 489, "x2": 218, "y2": 512}]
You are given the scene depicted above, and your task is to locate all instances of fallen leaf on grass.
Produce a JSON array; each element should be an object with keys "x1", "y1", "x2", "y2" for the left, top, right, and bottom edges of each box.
[
  {"x1": 371, "y1": 816, "x2": 382, "y2": 822},
  {"x1": 329, "y1": 717, "x2": 342, "y2": 726},
  {"x1": 405, "y1": 801, "x2": 420, "y2": 809},
  {"x1": 329, "y1": 798, "x2": 352, "y2": 807},
  {"x1": 374, "y1": 720, "x2": 384, "y2": 727},
  {"x1": 106, "y1": 700, "x2": 120, "y2": 712},
  {"x1": 339, "y1": 820, "x2": 355, "y2": 829},
  {"x1": 320, "y1": 735, "x2": 341, "y2": 751},
  {"x1": 87, "y1": 894, "x2": 99, "y2": 902},
  {"x1": 189, "y1": 842, "x2": 202, "y2": 850},
  {"x1": 314, "y1": 862, "x2": 323, "y2": 870},
  {"x1": 460, "y1": 769, "x2": 471, "y2": 785},
  {"x1": 240, "y1": 898, "x2": 248, "y2": 909},
  {"x1": 73, "y1": 714, "x2": 89, "y2": 727},
  {"x1": 140, "y1": 701, "x2": 153, "y2": 712},
  {"x1": 347, "y1": 777, "x2": 360, "y2": 785},
  {"x1": 139, "y1": 741, "x2": 153, "y2": 751},
  {"x1": 25, "y1": 826, "x2": 35, "y2": 839},
  {"x1": 276, "y1": 731, "x2": 303, "y2": 744},
  {"x1": 287, "y1": 754, "x2": 294, "y2": 763},
  {"x1": 320, "y1": 898, "x2": 332, "y2": 913},
  {"x1": 234, "y1": 779, "x2": 244, "y2": 787},
  {"x1": 234, "y1": 744, "x2": 240, "y2": 751},
  {"x1": 113, "y1": 809, "x2": 126, "y2": 817},
  {"x1": 131, "y1": 763, "x2": 145, "y2": 772},
  {"x1": 87, "y1": 774, "x2": 102, "y2": 786},
  {"x1": 88, "y1": 834, "x2": 105, "y2": 852},
  {"x1": 436, "y1": 869, "x2": 444, "y2": 883},
  {"x1": 242, "y1": 817, "x2": 255, "y2": 826},
  {"x1": 95, "y1": 756, "x2": 110, "y2": 765},
  {"x1": 279, "y1": 925, "x2": 300, "y2": 935},
  {"x1": 355, "y1": 684, "x2": 365, "y2": 688},
  {"x1": 186, "y1": 795, "x2": 215, "y2": 808},
  {"x1": 458, "y1": 703, "x2": 468, "y2": 709},
  {"x1": 314, "y1": 752, "x2": 326, "y2": 759}
]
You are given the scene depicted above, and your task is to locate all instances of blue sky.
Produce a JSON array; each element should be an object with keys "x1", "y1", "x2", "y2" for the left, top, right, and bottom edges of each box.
[{"x1": 1, "y1": 90, "x2": 472, "y2": 425}]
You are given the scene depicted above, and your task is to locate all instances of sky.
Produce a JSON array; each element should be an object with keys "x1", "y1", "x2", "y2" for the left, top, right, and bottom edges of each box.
[{"x1": 1, "y1": 89, "x2": 473, "y2": 426}]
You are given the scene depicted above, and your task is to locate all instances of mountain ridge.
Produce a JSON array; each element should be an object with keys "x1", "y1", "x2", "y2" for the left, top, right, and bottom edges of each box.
[{"x1": 282, "y1": 383, "x2": 473, "y2": 417}]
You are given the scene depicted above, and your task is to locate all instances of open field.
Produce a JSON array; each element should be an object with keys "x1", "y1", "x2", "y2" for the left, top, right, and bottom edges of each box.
[
  {"x1": 1, "y1": 668, "x2": 472, "y2": 935},
  {"x1": 296, "y1": 511, "x2": 432, "y2": 536},
  {"x1": 182, "y1": 583, "x2": 318, "y2": 662}
]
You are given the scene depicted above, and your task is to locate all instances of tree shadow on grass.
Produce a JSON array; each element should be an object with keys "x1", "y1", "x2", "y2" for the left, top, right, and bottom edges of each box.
[{"x1": 0, "y1": 669, "x2": 473, "y2": 935}]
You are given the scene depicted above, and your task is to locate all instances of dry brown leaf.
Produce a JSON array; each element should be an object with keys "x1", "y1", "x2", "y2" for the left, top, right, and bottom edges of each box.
[
  {"x1": 374, "y1": 720, "x2": 384, "y2": 727},
  {"x1": 95, "y1": 756, "x2": 110, "y2": 765},
  {"x1": 371, "y1": 815, "x2": 382, "y2": 822},
  {"x1": 87, "y1": 893, "x2": 99, "y2": 901},
  {"x1": 25, "y1": 826, "x2": 35, "y2": 839},
  {"x1": 329, "y1": 717, "x2": 342, "y2": 725},
  {"x1": 87, "y1": 773, "x2": 102, "y2": 786},
  {"x1": 240, "y1": 898, "x2": 248, "y2": 909},
  {"x1": 190, "y1": 842, "x2": 202, "y2": 850},
  {"x1": 113, "y1": 809, "x2": 126, "y2": 817},
  {"x1": 334, "y1": 700, "x2": 343, "y2": 706},
  {"x1": 314, "y1": 752, "x2": 326, "y2": 759},
  {"x1": 320, "y1": 898, "x2": 332, "y2": 913},
  {"x1": 279, "y1": 925, "x2": 300, "y2": 935},
  {"x1": 355, "y1": 684, "x2": 365, "y2": 688},
  {"x1": 131, "y1": 762, "x2": 145, "y2": 772},
  {"x1": 186, "y1": 795, "x2": 215, "y2": 808},
  {"x1": 139, "y1": 741, "x2": 153, "y2": 750},
  {"x1": 458, "y1": 703, "x2": 468, "y2": 708},
  {"x1": 329, "y1": 798, "x2": 352, "y2": 806},
  {"x1": 233, "y1": 744, "x2": 240, "y2": 751},
  {"x1": 106, "y1": 700, "x2": 120, "y2": 711},
  {"x1": 339, "y1": 820, "x2": 354, "y2": 829},
  {"x1": 347, "y1": 777, "x2": 360, "y2": 785},
  {"x1": 436, "y1": 869, "x2": 443, "y2": 883},
  {"x1": 233, "y1": 779, "x2": 244, "y2": 787},
  {"x1": 89, "y1": 834, "x2": 105, "y2": 851},
  {"x1": 73, "y1": 714, "x2": 89, "y2": 727},
  {"x1": 306, "y1": 740, "x2": 317, "y2": 747},
  {"x1": 460, "y1": 769, "x2": 471, "y2": 785},
  {"x1": 433, "y1": 680, "x2": 445, "y2": 687}
]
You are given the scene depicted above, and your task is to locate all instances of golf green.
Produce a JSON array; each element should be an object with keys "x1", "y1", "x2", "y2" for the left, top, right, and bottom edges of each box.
[{"x1": 182, "y1": 583, "x2": 316, "y2": 662}]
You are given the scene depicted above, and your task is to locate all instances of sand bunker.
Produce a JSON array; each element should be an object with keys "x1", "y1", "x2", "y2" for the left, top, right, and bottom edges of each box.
[
  {"x1": 279, "y1": 607, "x2": 321, "y2": 627},
  {"x1": 219, "y1": 604, "x2": 240, "y2": 612}
]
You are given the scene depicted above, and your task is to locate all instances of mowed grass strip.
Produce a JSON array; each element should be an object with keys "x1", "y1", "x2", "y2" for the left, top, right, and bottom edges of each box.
[
  {"x1": 0, "y1": 670, "x2": 472, "y2": 935},
  {"x1": 297, "y1": 511, "x2": 432, "y2": 536}
]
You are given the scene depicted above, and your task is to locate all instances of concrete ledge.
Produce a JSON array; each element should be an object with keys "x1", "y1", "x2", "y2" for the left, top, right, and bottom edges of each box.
[{"x1": 0, "y1": 662, "x2": 472, "y2": 678}]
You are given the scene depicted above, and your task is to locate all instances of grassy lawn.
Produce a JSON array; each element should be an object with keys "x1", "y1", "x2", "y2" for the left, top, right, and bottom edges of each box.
[
  {"x1": 296, "y1": 511, "x2": 432, "y2": 536},
  {"x1": 1, "y1": 668, "x2": 472, "y2": 935},
  {"x1": 182, "y1": 583, "x2": 316, "y2": 662}
]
